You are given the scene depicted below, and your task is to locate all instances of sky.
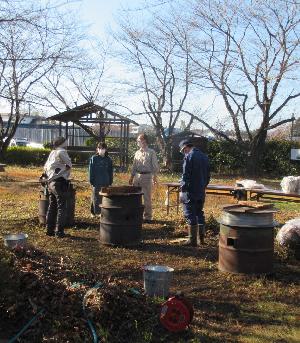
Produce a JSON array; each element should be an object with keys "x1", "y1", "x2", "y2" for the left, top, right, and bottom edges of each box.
[
  {"x1": 73, "y1": 0, "x2": 229, "y2": 129},
  {"x1": 78, "y1": 0, "x2": 148, "y2": 38},
  {"x1": 75, "y1": 0, "x2": 299, "y2": 130},
  {"x1": 1, "y1": 0, "x2": 298, "y2": 131}
]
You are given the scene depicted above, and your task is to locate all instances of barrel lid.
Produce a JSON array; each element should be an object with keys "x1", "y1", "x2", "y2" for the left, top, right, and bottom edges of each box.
[
  {"x1": 100, "y1": 186, "x2": 143, "y2": 196},
  {"x1": 218, "y1": 219, "x2": 278, "y2": 228},
  {"x1": 222, "y1": 203, "x2": 277, "y2": 214},
  {"x1": 100, "y1": 205, "x2": 144, "y2": 209},
  {"x1": 100, "y1": 192, "x2": 144, "y2": 196}
]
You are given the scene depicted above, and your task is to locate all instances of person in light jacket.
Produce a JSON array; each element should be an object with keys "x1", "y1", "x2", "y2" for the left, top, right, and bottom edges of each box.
[
  {"x1": 89, "y1": 142, "x2": 113, "y2": 216},
  {"x1": 129, "y1": 133, "x2": 159, "y2": 223},
  {"x1": 44, "y1": 136, "x2": 72, "y2": 238}
]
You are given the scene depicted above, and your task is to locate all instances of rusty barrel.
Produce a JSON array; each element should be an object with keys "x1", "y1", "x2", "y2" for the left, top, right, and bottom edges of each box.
[
  {"x1": 218, "y1": 205, "x2": 276, "y2": 274},
  {"x1": 99, "y1": 186, "x2": 144, "y2": 246},
  {"x1": 39, "y1": 190, "x2": 49, "y2": 225},
  {"x1": 38, "y1": 184, "x2": 76, "y2": 227}
]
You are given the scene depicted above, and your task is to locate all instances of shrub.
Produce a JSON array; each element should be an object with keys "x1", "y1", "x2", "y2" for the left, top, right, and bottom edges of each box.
[
  {"x1": 262, "y1": 140, "x2": 300, "y2": 176},
  {"x1": 206, "y1": 139, "x2": 300, "y2": 176},
  {"x1": 3, "y1": 147, "x2": 50, "y2": 165},
  {"x1": 207, "y1": 140, "x2": 247, "y2": 174},
  {"x1": 3, "y1": 139, "x2": 300, "y2": 177}
]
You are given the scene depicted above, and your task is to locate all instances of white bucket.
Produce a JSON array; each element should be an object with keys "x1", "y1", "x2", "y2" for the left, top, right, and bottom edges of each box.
[{"x1": 143, "y1": 265, "x2": 174, "y2": 297}]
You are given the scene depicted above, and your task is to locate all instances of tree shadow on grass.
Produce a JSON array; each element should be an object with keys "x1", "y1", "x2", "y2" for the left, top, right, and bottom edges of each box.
[
  {"x1": 66, "y1": 234, "x2": 98, "y2": 243},
  {"x1": 0, "y1": 217, "x2": 40, "y2": 229},
  {"x1": 148, "y1": 219, "x2": 175, "y2": 226},
  {"x1": 133, "y1": 240, "x2": 218, "y2": 262},
  {"x1": 67, "y1": 218, "x2": 99, "y2": 231},
  {"x1": 142, "y1": 225, "x2": 175, "y2": 240},
  {"x1": 265, "y1": 262, "x2": 300, "y2": 286}
]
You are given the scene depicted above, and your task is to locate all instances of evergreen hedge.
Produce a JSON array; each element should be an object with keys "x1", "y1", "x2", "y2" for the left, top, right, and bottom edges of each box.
[{"x1": 2, "y1": 139, "x2": 300, "y2": 176}]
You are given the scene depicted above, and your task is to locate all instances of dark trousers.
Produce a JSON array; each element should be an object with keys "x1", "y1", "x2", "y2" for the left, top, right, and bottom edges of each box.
[
  {"x1": 46, "y1": 180, "x2": 68, "y2": 233},
  {"x1": 91, "y1": 186, "x2": 103, "y2": 215},
  {"x1": 182, "y1": 198, "x2": 205, "y2": 226}
]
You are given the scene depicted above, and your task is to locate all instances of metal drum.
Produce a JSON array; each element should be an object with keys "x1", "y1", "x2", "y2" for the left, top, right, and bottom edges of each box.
[
  {"x1": 218, "y1": 205, "x2": 277, "y2": 274},
  {"x1": 39, "y1": 190, "x2": 49, "y2": 225},
  {"x1": 38, "y1": 184, "x2": 76, "y2": 227},
  {"x1": 99, "y1": 186, "x2": 144, "y2": 246}
]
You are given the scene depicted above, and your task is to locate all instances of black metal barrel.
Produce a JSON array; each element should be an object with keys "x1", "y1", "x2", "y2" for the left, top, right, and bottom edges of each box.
[
  {"x1": 39, "y1": 191, "x2": 49, "y2": 225},
  {"x1": 218, "y1": 206, "x2": 276, "y2": 274},
  {"x1": 99, "y1": 186, "x2": 144, "y2": 246},
  {"x1": 38, "y1": 183, "x2": 76, "y2": 227}
]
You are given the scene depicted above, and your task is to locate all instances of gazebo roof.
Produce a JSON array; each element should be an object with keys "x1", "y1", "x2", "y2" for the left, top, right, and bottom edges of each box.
[{"x1": 47, "y1": 102, "x2": 139, "y2": 126}]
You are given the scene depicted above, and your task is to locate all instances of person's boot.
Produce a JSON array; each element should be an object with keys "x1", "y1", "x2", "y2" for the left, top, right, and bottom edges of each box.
[
  {"x1": 46, "y1": 228, "x2": 55, "y2": 236},
  {"x1": 198, "y1": 224, "x2": 205, "y2": 245},
  {"x1": 55, "y1": 226, "x2": 65, "y2": 238},
  {"x1": 182, "y1": 225, "x2": 198, "y2": 247}
]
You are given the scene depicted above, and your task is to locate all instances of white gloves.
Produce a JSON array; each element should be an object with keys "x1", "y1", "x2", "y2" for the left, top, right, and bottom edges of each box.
[{"x1": 179, "y1": 191, "x2": 188, "y2": 203}]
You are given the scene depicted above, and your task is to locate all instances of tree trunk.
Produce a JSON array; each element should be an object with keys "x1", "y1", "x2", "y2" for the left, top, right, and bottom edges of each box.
[
  {"x1": 163, "y1": 144, "x2": 172, "y2": 169},
  {"x1": 246, "y1": 130, "x2": 267, "y2": 177}
]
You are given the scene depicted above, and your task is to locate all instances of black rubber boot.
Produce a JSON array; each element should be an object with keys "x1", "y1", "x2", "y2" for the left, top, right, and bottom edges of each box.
[
  {"x1": 55, "y1": 226, "x2": 65, "y2": 238},
  {"x1": 198, "y1": 224, "x2": 205, "y2": 245},
  {"x1": 182, "y1": 225, "x2": 198, "y2": 247},
  {"x1": 46, "y1": 229, "x2": 55, "y2": 237}
]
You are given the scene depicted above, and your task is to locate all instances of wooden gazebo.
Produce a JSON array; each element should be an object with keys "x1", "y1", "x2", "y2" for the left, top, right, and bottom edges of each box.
[{"x1": 48, "y1": 102, "x2": 139, "y2": 170}]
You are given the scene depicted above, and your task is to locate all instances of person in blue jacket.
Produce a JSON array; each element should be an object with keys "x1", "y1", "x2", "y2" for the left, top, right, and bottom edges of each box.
[
  {"x1": 179, "y1": 139, "x2": 210, "y2": 246},
  {"x1": 89, "y1": 142, "x2": 113, "y2": 216}
]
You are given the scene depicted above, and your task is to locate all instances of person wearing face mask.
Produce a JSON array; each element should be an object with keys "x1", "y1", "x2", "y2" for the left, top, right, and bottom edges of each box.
[
  {"x1": 43, "y1": 136, "x2": 72, "y2": 238},
  {"x1": 179, "y1": 139, "x2": 210, "y2": 246},
  {"x1": 129, "y1": 133, "x2": 159, "y2": 223},
  {"x1": 89, "y1": 142, "x2": 113, "y2": 216}
]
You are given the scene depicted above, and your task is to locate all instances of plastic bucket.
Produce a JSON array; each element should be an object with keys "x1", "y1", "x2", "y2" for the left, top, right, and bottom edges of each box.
[{"x1": 143, "y1": 265, "x2": 174, "y2": 297}]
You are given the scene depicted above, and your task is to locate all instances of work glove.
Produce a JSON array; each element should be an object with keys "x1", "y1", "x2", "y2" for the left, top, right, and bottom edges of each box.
[{"x1": 179, "y1": 191, "x2": 189, "y2": 203}]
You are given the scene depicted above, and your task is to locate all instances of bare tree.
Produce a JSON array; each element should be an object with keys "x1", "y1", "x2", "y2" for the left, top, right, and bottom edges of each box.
[
  {"x1": 115, "y1": 13, "x2": 193, "y2": 167},
  {"x1": 0, "y1": 0, "x2": 81, "y2": 157},
  {"x1": 33, "y1": 44, "x2": 108, "y2": 113},
  {"x1": 175, "y1": 0, "x2": 300, "y2": 175},
  {"x1": 30, "y1": 42, "x2": 112, "y2": 142}
]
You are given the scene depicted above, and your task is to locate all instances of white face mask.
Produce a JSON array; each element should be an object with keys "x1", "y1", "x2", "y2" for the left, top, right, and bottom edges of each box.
[{"x1": 98, "y1": 149, "x2": 106, "y2": 156}]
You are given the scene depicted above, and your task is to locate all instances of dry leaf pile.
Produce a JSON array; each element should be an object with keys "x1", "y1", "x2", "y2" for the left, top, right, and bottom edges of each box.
[{"x1": 84, "y1": 280, "x2": 162, "y2": 343}]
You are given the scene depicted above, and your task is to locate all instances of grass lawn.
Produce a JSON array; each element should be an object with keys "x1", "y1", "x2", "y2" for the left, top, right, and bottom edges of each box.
[{"x1": 0, "y1": 166, "x2": 299, "y2": 343}]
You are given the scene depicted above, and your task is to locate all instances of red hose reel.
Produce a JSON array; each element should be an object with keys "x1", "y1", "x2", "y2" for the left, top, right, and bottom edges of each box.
[{"x1": 160, "y1": 294, "x2": 194, "y2": 332}]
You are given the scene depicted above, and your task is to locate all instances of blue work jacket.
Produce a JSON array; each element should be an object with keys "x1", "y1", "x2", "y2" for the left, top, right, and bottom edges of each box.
[
  {"x1": 180, "y1": 148, "x2": 210, "y2": 200},
  {"x1": 89, "y1": 155, "x2": 113, "y2": 187}
]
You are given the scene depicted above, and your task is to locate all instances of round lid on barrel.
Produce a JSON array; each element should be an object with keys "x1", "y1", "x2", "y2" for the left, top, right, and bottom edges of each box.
[
  {"x1": 100, "y1": 185, "x2": 143, "y2": 196},
  {"x1": 222, "y1": 203, "x2": 277, "y2": 214}
]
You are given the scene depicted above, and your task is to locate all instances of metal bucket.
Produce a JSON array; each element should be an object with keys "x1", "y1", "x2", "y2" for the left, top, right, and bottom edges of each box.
[
  {"x1": 143, "y1": 265, "x2": 174, "y2": 297},
  {"x1": 99, "y1": 186, "x2": 144, "y2": 246},
  {"x1": 218, "y1": 207, "x2": 276, "y2": 274},
  {"x1": 38, "y1": 184, "x2": 76, "y2": 227},
  {"x1": 4, "y1": 233, "x2": 28, "y2": 249}
]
